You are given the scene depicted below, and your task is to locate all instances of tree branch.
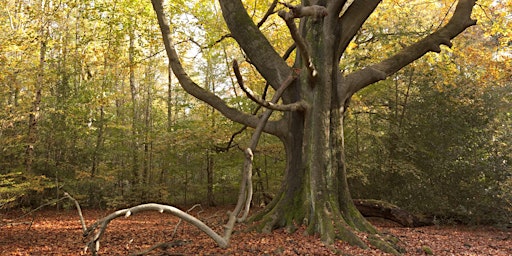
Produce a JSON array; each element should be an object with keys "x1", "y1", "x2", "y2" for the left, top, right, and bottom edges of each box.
[
  {"x1": 233, "y1": 60, "x2": 306, "y2": 112},
  {"x1": 219, "y1": 0, "x2": 293, "y2": 90},
  {"x1": 230, "y1": 60, "x2": 301, "y2": 225},
  {"x1": 280, "y1": 3, "x2": 328, "y2": 19},
  {"x1": 256, "y1": 0, "x2": 279, "y2": 28},
  {"x1": 336, "y1": 0, "x2": 382, "y2": 58},
  {"x1": 342, "y1": 0, "x2": 477, "y2": 99},
  {"x1": 151, "y1": 0, "x2": 281, "y2": 136},
  {"x1": 279, "y1": 7, "x2": 319, "y2": 79},
  {"x1": 83, "y1": 203, "x2": 228, "y2": 255}
]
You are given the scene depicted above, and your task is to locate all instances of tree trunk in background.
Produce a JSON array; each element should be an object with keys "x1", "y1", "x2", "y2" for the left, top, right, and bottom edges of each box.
[
  {"x1": 206, "y1": 149, "x2": 215, "y2": 206},
  {"x1": 143, "y1": 64, "x2": 154, "y2": 185},
  {"x1": 129, "y1": 24, "x2": 140, "y2": 185},
  {"x1": 167, "y1": 63, "x2": 173, "y2": 131},
  {"x1": 91, "y1": 106, "x2": 104, "y2": 178},
  {"x1": 26, "y1": 0, "x2": 47, "y2": 173}
]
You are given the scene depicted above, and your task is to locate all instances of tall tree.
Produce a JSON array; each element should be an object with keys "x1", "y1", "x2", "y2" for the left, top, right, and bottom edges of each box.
[
  {"x1": 26, "y1": 0, "x2": 49, "y2": 173},
  {"x1": 151, "y1": 0, "x2": 478, "y2": 249}
]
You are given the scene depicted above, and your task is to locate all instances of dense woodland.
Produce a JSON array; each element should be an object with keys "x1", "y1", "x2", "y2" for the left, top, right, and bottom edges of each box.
[{"x1": 1, "y1": 0, "x2": 511, "y2": 230}]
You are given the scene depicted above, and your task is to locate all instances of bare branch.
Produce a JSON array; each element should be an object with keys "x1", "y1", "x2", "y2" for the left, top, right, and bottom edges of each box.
[
  {"x1": 151, "y1": 0, "x2": 282, "y2": 136},
  {"x1": 342, "y1": 0, "x2": 477, "y2": 99},
  {"x1": 219, "y1": 0, "x2": 292, "y2": 90},
  {"x1": 233, "y1": 60, "x2": 306, "y2": 112},
  {"x1": 231, "y1": 60, "x2": 301, "y2": 225},
  {"x1": 207, "y1": 34, "x2": 232, "y2": 48},
  {"x1": 64, "y1": 192, "x2": 86, "y2": 232},
  {"x1": 256, "y1": 0, "x2": 279, "y2": 28},
  {"x1": 84, "y1": 203, "x2": 228, "y2": 255},
  {"x1": 279, "y1": 9, "x2": 318, "y2": 79}
]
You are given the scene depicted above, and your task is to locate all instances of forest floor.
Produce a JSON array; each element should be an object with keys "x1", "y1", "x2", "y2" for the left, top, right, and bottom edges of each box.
[{"x1": 1, "y1": 206, "x2": 510, "y2": 255}]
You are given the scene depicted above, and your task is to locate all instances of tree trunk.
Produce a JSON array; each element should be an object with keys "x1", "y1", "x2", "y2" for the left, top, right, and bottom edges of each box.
[
  {"x1": 206, "y1": 149, "x2": 215, "y2": 207},
  {"x1": 167, "y1": 63, "x2": 173, "y2": 131},
  {"x1": 26, "y1": 0, "x2": 47, "y2": 173},
  {"x1": 252, "y1": 70, "x2": 378, "y2": 249},
  {"x1": 153, "y1": 0, "x2": 477, "y2": 252},
  {"x1": 129, "y1": 24, "x2": 140, "y2": 185}
]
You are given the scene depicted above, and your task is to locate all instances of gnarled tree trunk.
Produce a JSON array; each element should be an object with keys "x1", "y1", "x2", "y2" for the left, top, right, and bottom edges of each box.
[{"x1": 153, "y1": 0, "x2": 477, "y2": 251}]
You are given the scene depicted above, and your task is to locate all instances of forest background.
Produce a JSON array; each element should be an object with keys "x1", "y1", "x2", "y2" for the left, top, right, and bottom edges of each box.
[{"x1": 0, "y1": 0, "x2": 511, "y2": 226}]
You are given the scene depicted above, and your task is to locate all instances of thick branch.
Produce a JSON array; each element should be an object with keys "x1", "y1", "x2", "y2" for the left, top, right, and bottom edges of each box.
[
  {"x1": 336, "y1": 0, "x2": 382, "y2": 57},
  {"x1": 342, "y1": 0, "x2": 477, "y2": 98},
  {"x1": 85, "y1": 204, "x2": 228, "y2": 255},
  {"x1": 219, "y1": 0, "x2": 292, "y2": 90},
  {"x1": 151, "y1": 0, "x2": 281, "y2": 136}
]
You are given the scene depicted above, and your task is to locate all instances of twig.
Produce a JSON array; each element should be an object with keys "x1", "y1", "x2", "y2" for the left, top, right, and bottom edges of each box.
[
  {"x1": 256, "y1": 0, "x2": 279, "y2": 28},
  {"x1": 171, "y1": 204, "x2": 203, "y2": 239},
  {"x1": 129, "y1": 240, "x2": 187, "y2": 256}
]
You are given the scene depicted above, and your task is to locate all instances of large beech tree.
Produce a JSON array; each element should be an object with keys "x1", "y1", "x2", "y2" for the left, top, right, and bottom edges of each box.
[{"x1": 151, "y1": 0, "x2": 477, "y2": 249}]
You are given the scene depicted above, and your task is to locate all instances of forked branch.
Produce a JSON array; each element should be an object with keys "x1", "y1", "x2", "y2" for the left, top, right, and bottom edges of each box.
[
  {"x1": 233, "y1": 60, "x2": 306, "y2": 112},
  {"x1": 279, "y1": 4, "x2": 325, "y2": 79}
]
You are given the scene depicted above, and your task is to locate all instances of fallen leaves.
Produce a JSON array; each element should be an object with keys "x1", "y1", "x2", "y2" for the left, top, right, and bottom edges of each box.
[{"x1": 1, "y1": 208, "x2": 510, "y2": 255}]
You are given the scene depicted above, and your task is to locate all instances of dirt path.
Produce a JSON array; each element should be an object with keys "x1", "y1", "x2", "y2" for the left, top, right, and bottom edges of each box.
[{"x1": 1, "y1": 208, "x2": 510, "y2": 255}]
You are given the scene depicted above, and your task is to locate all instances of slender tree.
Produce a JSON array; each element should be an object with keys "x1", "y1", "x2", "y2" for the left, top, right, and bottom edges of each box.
[
  {"x1": 152, "y1": 0, "x2": 477, "y2": 249},
  {"x1": 26, "y1": 0, "x2": 49, "y2": 173}
]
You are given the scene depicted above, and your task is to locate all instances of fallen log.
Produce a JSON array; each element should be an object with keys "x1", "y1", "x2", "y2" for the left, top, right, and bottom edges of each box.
[{"x1": 354, "y1": 199, "x2": 433, "y2": 227}]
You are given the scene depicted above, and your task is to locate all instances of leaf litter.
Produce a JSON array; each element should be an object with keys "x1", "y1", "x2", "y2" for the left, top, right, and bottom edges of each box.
[{"x1": 1, "y1": 207, "x2": 510, "y2": 255}]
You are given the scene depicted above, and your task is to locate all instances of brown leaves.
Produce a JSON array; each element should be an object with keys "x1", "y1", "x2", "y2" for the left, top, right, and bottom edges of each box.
[{"x1": 1, "y1": 208, "x2": 510, "y2": 255}]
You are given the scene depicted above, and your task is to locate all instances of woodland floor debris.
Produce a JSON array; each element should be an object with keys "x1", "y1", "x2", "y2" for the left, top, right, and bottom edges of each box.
[{"x1": 1, "y1": 207, "x2": 510, "y2": 255}]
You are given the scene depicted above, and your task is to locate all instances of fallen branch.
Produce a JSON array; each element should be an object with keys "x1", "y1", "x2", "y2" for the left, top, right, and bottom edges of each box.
[
  {"x1": 129, "y1": 240, "x2": 188, "y2": 256},
  {"x1": 64, "y1": 192, "x2": 86, "y2": 232},
  {"x1": 354, "y1": 199, "x2": 433, "y2": 227},
  {"x1": 82, "y1": 203, "x2": 227, "y2": 255}
]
